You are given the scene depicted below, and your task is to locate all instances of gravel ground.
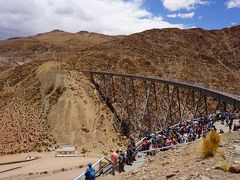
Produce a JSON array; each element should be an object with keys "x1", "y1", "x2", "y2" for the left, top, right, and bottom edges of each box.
[{"x1": 102, "y1": 130, "x2": 240, "y2": 180}]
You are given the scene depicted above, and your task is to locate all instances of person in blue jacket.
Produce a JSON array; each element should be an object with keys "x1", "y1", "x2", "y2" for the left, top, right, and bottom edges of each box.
[{"x1": 85, "y1": 163, "x2": 96, "y2": 180}]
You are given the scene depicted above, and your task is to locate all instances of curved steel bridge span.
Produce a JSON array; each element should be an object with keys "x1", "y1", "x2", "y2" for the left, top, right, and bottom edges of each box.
[{"x1": 83, "y1": 71, "x2": 240, "y2": 136}]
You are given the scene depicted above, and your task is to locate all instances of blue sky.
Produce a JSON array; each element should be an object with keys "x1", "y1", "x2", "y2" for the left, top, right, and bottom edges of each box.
[
  {"x1": 142, "y1": 0, "x2": 240, "y2": 29},
  {"x1": 0, "y1": 0, "x2": 239, "y2": 39}
]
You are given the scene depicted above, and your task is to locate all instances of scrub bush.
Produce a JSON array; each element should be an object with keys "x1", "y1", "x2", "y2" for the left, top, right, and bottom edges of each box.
[{"x1": 199, "y1": 130, "x2": 220, "y2": 159}]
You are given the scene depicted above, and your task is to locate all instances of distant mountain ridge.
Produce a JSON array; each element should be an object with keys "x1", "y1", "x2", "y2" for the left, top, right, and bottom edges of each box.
[{"x1": 0, "y1": 29, "x2": 120, "y2": 71}]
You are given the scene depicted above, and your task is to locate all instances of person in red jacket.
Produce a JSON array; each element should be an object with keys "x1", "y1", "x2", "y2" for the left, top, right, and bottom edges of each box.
[{"x1": 111, "y1": 149, "x2": 119, "y2": 175}]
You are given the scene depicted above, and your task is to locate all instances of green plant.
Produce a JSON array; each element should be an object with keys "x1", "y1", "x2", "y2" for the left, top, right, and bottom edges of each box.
[
  {"x1": 199, "y1": 130, "x2": 221, "y2": 159},
  {"x1": 216, "y1": 162, "x2": 230, "y2": 172},
  {"x1": 208, "y1": 130, "x2": 220, "y2": 146},
  {"x1": 200, "y1": 137, "x2": 214, "y2": 158}
]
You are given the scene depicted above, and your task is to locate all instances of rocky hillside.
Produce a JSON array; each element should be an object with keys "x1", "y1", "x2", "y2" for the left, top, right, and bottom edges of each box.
[
  {"x1": 0, "y1": 61, "x2": 122, "y2": 155},
  {"x1": 0, "y1": 62, "x2": 53, "y2": 154},
  {"x1": 68, "y1": 26, "x2": 240, "y2": 95},
  {"x1": 1, "y1": 26, "x2": 240, "y2": 154},
  {"x1": 1, "y1": 26, "x2": 240, "y2": 94}
]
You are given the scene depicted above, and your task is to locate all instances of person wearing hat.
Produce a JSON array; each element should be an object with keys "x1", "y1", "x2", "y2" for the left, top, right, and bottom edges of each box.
[{"x1": 84, "y1": 163, "x2": 96, "y2": 180}]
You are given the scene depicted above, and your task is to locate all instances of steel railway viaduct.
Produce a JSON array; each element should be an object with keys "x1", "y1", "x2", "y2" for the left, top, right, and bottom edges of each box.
[{"x1": 83, "y1": 71, "x2": 240, "y2": 136}]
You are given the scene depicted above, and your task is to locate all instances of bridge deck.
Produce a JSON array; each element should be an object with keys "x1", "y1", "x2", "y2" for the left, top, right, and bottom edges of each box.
[{"x1": 84, "y1": 70, "x2": 240, "y2": 108}]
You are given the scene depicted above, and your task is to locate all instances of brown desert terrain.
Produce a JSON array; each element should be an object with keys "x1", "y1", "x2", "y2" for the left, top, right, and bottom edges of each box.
[{"x1": 0, "y1": 26, "x2": 240, "y2": 179}]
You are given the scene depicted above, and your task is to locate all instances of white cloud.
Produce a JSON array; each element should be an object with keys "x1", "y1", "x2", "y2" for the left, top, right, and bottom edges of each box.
[
  {"x1": 167, "y1": 12, "x2": 195, "y2": 19},
  {"x1": 162, "y1": 0, "x2": 209, "y2": 11},
  {"x1": 226, "y1": 0, "x2": 240, "y2": 8},
  {"x1": 0, "y1": 0, "x2": 184, "y2": 39}
]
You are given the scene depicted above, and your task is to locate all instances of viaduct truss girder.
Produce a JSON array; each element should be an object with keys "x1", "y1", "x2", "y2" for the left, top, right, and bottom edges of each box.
[{"x1": 83, "y1": 71, "x2": 240, "y2": 136}]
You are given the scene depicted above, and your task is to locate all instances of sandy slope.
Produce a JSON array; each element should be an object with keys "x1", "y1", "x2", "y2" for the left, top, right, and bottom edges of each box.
[
  {"x1": 37, "y1": 62, "x2": 122, "y2": 153},
  {"x1": 0, "y1": 61, "x2": 122, "y2": 155}
]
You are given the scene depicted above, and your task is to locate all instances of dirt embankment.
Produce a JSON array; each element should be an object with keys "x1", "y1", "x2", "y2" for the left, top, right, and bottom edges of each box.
[
  {"x1": 37, "y1": 62, "x2": 122, "y2": 154},
  {"x1": 0, "y1": 61, "x2": 122, "y2": 155}
]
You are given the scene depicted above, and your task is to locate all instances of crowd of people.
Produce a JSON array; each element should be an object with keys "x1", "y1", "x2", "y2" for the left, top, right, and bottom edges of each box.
[
  {"x1": 216, "y1": 111, "x2": 240, "y2": 131},
  {"x1": 140, "y1": 118, "x2": 214, "y2": 152},
  {"x1": 110, "y1": 136, "x2": 137, "y2": 175},
  {"x1": 139, "y1": 112, "x2": 238, "y2": 153},
  {"x1": 84, "y1": 111, "x2": 240, "y2": 179}
]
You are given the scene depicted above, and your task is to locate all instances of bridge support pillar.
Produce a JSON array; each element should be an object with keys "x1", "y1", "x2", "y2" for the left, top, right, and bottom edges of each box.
[{"x1": 86, "y1": 71, "x2": 240, "y2": 136}]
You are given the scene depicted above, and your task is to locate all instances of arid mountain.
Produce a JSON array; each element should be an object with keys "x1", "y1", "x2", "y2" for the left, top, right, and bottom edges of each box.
[
  {"x1": 0, "y1": 30, "x2": 120, "y2": 71},
  {"x1": 0, "y1": 30, "x2": 124, "y2": 155},
  {"x1": 33, "y1": 30, "x2": 118, "y2": 46},
  {"x1": 0, "y1": 26, "x2": 240, "y2": 154},
  {"x1": 68, "y1": 26, "x2": 240, "y2": 95}
]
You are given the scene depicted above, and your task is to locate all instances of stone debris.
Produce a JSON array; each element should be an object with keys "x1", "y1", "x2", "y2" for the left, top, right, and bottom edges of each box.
[{"x1": 166, "y1": 173, "x2": 176, "y2": 179}]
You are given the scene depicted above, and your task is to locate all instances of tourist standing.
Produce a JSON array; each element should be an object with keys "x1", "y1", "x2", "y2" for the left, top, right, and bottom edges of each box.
[
  {"x1": 229, "y1": 117, "x2": 233, "y2": 132},
  {"x1": 84, "y1": 163, "x2": 96, "y2": 180},
  {"x1": 118, "y1": 149, "x2": 126, "y2": 173},
  {"x1": 111, "y1": 149, "x2": 119, "y2": 175}
]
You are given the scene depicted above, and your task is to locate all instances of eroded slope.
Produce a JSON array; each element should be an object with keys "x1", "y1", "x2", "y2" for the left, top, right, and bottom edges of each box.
[{"x1": 0, "y1": 61, "x2": 121, "y2": 154}]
